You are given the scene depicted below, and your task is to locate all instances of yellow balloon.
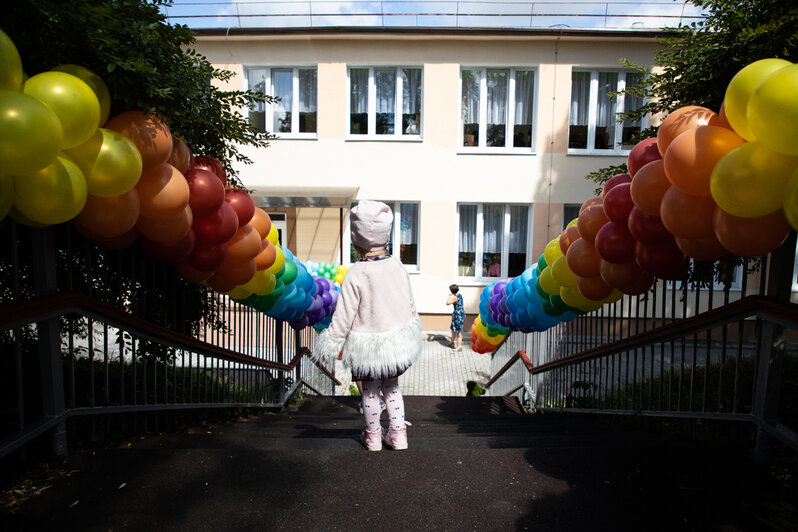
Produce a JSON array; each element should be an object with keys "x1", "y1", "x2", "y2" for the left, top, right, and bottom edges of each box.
[
  {"x1": 543, "y1": 238, "x2": 563, "y2": 266},
  {"x1": 224, "y1": 285, "x2": 252, "y2": 300},
  {"x1": 724, "y1": 58, "x2": 792, "y2": 141},
  {"x1": 784, "y1": 168, "x2": 798, "y2": 232},
  {"x1": 603, "y1": 289, "x2": 624, "y2": 305},
  {"x1": 551, "y1": 256, "x2": 578, "y2": 287},
  {"x1": 52, "y1": 64, "x2": 112, "y2": 126},
  {"x1": 560, "y1": 285, "x2": 590, "y2": 309},
  {"x1": 0, "y1": 174, "x2": 13, "y2": 221},
  {"x1": 0, "y1": 90, "x2": 64, "y2": 174},
  {"x1": 710, "y1": 141, "x2": 798, "y2": 218},
  {"x1": 66, "y1": 128, "x2": 143, "y2": 196},
  {"x1": 266, "y1": 223, "x2": 279, "y2": 245},
  {"x1": 243, "y1": 269, "x2": 276, "y2": 296},
  {"x1": 0, "y1": 29, "x2": 23, "y2": 90},
  {"x1": 578, "y1": 299, "x2": 605, "y2": 313},
  {"x1": 23, "y1": 71, "x2": 101, "y2": 149},
  {"x1": 473, "y1": 319, "x2": 487, "y2": 337},
  {"x1": 539, "y1": 267, "x2": 561, "y2": 296},
  {"x1": 13, "y1": 156, "x2": 88, "y2": 225},
  {"x1": 566, "y1": 218, "x2": 579, "y2": 228},
  {"x1": 9, "y1": 207, "x2": 49, "y2": 227},
  {"x1": 485, "y1": 333, "x2": 505, "y2": 345},
  {"x1": 266, "y1": 246, "x2": 285, "y2": 275},
  {"x1": 747, "y1": 64, "x2": 798, "y2": 156}
]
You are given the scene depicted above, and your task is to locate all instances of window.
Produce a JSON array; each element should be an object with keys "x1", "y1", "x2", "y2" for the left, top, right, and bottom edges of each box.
[
  {"x1": 461, "y1": 68, "x2": 536, "y2": 151},
  {"x1": 563, "y1": 204, "x2": 581, "y2": 230},
  {"x1": 347, "y1": 201, "x2": 420, "y2": 270},
  {"x1": 569, "y1": 70, "x2": 645, "y2": 153},
  {"x1": 246, "y1": 67, "x2": 317, "y2": 137},
  {"x1": 458, "y1": 204, "x2": 531, "y2": 279},
  {"x1": 348, "y1": 67, "x2": 422, "y2": 138}
]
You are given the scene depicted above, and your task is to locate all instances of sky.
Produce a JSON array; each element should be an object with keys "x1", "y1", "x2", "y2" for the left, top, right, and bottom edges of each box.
[{"x1": 159, "y1": 0, "x2": 705, "y2": 31}]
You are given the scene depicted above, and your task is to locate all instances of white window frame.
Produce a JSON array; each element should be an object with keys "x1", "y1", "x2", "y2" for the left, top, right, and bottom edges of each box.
[
  {"x1": 455, "y1": 203, "x2": 533, "y2": 284},
  {"x1": 245, "y1": 66, "x2": 318, "y2": 139},
  {"x1": 458, "y1": 67, "x2": 538, "y2": 154},
  {"x1": 346, "y1": 66, "x2": 423, "y2": 141},
  {"x1": 567, "y1": 68, "x2": 648, "y2": 156},
  {"x1": 342, "y1": 201, "x2": 421, "y2": 273}
]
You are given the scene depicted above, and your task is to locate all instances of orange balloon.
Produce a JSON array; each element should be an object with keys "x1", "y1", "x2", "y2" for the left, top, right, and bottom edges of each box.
[
  {"x1": 659, "y1": 186, "x2": 716, "y2": 239},
  {"x1": 93, "y1": 227, "x2": 140, "y2": 250},
  {"x1": 174, "y1": 259, "x2": 214, "y2": 283},
  {"x1": 207, "y1": 271, "x2": 236, "y2": 293},
  {"x1": 713, "y1": 207, "x2": 791, "y2": 257},
  {"x1": 675, "y1": 234, "x2": 728, "y2": 261},
  {"x1": 558, "y1": 225, "x2": 580, "y2": 255},
  {"x1": 657, "y1": 106, "x2": 721, "y2": 156},
  {"x1": 167, "y1": 137, "x2": 193, "y2": 174},
  {"x1": 226, "y1": 224, "x2": 262, "y2": 262},
  {"x1": 565, "y1": 237, "x2": 601, "y2": 278},
  {"x1": 576, "y1": 204, "x2": 609, "y2": 244},
  {"x1": 580, "y1": 196, "x2": 603, "y2": 213},
  {"x1": 105, "y1": 111, "x2": 173, "y2": 169},
  {"x1": 135, "y1": 163, "x2": 190, "y2": 221},
  {"x1": 577, "y1": 275, "x2": 613, "y2": 301},
  {"x1": 663, "y1": 126, "x2": 746, "y2": 197},
  {"x1": 630, "y1": 160, "x2": 670, "y2": 216},
  {"x1": 136, "y1": 204, "x2": 193, "y2": 244},
  {"x1": 76, "y1": 188, "x2": 140, "y2": 240},
  {"x1": 255, "y1": 239, "x2": 277, "y2": 270},
  {"x1": 249, "y1": 208, "x2": 272, "y2": 239},
  {"x1": 599, "y1": 259, "x2": 645, "y2": 290},
  {"x1": 716, "y1": 102, "x2": 733, "y2": 131},
  {"x1": 215, "y1": 257, "x2": 257, "y2": 285}
]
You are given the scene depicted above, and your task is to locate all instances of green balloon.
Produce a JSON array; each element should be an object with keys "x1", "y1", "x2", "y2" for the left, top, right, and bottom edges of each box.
[
  {"x1": 537, "y1": 256, "x2": 548, "y2": 271},
  {"x1": 541, "y1": 298, "x2": 563, "y2": 316},
  {"x1": 534, "y1": 279, "x2": 549, "y2": 300},
  {"x1": 281, "y1": 260, "x2": 298, "y2": 285},
  {"x1": 0, "y1": 90, "x2": 63, "y2": 174}
]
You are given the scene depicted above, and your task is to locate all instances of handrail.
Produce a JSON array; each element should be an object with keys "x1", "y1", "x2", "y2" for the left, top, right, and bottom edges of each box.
[{"x1": 486, "y1": 349, "x2": 532, "y2": 388}]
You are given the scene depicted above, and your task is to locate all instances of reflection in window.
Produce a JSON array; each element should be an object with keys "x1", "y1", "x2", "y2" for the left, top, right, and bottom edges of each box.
[
  {"x1": 402, "y1": 69, "x2": 422, "y2": 135},
  {"x1": 350, "y1": 68, "x2": 369, "y2": 135},
  {"x1": 376, "y1": 69, "x2": 396, "y2": 135},
  {"x1": 459, "y1": 205, "x2": 477, "y2": 276},
  {"x1": 462, "y1": 70, "x2": 480, "y2": 147},
  {"x1": 349, "y1": 67, "x2": 423, "y2": 138},
  {"x1": 458, "y1": 204, "x2": 530, "y2": 279},
  {"x1": 246, "y1": 66, "x2": 317, "y2": 136}
]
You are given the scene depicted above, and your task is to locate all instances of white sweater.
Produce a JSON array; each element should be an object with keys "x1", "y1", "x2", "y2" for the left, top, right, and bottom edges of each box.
[{"x1": 312, "y1": 256, "x2": 422, "y2": 379}]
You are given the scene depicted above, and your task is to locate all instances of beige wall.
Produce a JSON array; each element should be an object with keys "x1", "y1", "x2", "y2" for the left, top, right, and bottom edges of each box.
[{"x1": 196, "y1": 31, "x2": 660, "y2": 319}]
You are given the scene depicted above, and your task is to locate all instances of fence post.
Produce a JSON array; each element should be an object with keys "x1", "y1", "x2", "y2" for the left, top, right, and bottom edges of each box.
[
  {"x1": 276, "y1": 320, "x2": 285, "y2": 399},
  {"x1": 294, "y1": 328, "x2": 302, "y2": 391},
  {"x1": 31, "y1": 227, "x2": 68, "y2": 457},
  {"x1": 753, "y1": 232, "x2": 796, "y2": 462}
]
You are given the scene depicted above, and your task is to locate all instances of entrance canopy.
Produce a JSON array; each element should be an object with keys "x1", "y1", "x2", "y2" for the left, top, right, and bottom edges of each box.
[{"x1": 251, "y1": 186, "x2": 359, "y2": 209}]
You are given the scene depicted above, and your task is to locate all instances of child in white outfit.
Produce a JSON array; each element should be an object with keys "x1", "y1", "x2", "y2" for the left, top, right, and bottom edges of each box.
[{"x1": 312, "y1": 200, "x2": 422, "y2": 450}]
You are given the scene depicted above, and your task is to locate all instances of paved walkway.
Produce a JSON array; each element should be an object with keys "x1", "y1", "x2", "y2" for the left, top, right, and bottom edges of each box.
[{"x1": 334, "y1": 330, "x2": 491, "y2": 396}]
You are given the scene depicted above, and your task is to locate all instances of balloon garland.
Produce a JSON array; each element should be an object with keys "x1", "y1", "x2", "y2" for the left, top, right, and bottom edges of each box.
[
  {"x1": 0, "y1": 30, "x2": 345, "y2": 332},
  {"x1": 470, "y1": 57, "x2": 798, "y2": 354}
]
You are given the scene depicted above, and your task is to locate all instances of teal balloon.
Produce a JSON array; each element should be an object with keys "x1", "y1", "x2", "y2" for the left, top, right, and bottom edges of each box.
[
  {"x1": 281, "y1": 260, "x2": 298, "y2": 285},
  {"x1": 537, "y1": 256, "x2": 548, "y2": 271}
]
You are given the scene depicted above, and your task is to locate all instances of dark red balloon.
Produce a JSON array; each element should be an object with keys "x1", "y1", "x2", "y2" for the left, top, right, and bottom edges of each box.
[
  {"x1": 186, "y1": 241, "x2": 228, "y2": 271},
  {"x1": 627, "y1": 137, "x2": 661, "y2": 177},
  {"x1": 185, "y1": 167, "x2": 225, "y2": 218},
  {"x1": 603, "y1": 182, "x2": 635, "y2": 224},
  {"x1": 141, "y1": 230, "x2": 196, "y2": 262},
  {"x1": 594, "y1": 221, "x2": 636, "y2": 264},
  {"x1": 193, "y1": 156, "x2": 227, "y2": 186},
  {"x1": 619, "y1": 270, "x2": 656, "y2": 296},
  {"x1": 635, "y1": 237, "x2": 690, "y2": 280},
  {"x1": 602, "y1": 173, "x2": 632, "y2": 199},
  {"x1": 224, "y1": 188, "x2": 255, "y2": 228},
  {"x1": 627, "y1": 206, "x2": 672, "y2": 243},
  {"x1": 193, "y1": 202, "x2": 238, "y2": 244}
]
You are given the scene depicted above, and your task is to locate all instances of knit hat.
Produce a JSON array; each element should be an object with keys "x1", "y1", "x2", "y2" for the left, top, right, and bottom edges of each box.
[{"x1": 350, "y1": 200, "x2": 393, "y2": 252}]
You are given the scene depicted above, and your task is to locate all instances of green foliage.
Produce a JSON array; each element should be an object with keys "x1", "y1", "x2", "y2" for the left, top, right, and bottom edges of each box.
[
  {"x1": 348, "y1": 383, "x2": 362, "y2": 396},
  {"x1": 586, "y1": 163, "x2": 629, "y2": 195},
  {"x1": 466, "y1": 380, "x2": 486, "y2": 397},
  {"x1": 3, "y1": 0, "x2": 277, "y2": 185}
]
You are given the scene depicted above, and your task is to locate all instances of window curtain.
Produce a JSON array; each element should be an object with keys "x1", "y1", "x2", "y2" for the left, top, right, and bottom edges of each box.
[
  {"x1": 595, "y1": 71, "x2": 618, "y2": 129},
  {"x1": 514, "y1": 70, "x2": 534, "y2": 125},
  {"x1": 298, "y1": 69, "x2": 317, "y2": 113},
  {"x1": 459, "y1": 205, "x2": 477, "y2": 253},
  {"x1": 486, "y1": 70, "x2": 508, "y2": 126},
  {"x1": 461, "y1": 70, "x2": 480, "y2": 123},
  {"x1": 509, "y1": 206, "x2": 528, "y2": 253},
  {"x1": 402, "y1": 68, "x2": 422, "y2": 114},
  {"x1": 570, "y1": 71, "x2": 590, "y2": 126},
  {"x1": 482, "y1": 204, "x2": 504, "y2": 253},
  {"x1": 247, "y1": 68, "x2": 268, "y2": 113},
  {"x1": 272, "y1": 69, "x2": 293, "y2": 131},
  {"x1": 350, "y1": 68, "x2": 368, "y2": 113},
  {"x1": 622, "y1": 72, "x2": 642, "y2": 127},
  {"x1": 399, "y1": 203, "x2": 418, "y2": 245},
  {"x1": 375, "y1": 69, "x2": 395, "y2": 113}
]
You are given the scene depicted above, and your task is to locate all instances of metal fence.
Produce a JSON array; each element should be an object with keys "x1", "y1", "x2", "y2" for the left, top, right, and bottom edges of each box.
[{"x1": 0, "y1": 219, "x2": 338, "y2": 459}]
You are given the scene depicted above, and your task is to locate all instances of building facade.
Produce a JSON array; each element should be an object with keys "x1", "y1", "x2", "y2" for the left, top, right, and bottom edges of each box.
[{"x1": 193, "y1": 28, "x2": 662, "y2": 329}]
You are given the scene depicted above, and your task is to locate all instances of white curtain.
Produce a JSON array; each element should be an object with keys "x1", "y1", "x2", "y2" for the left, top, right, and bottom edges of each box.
[
  {"x1": 461, "y1": 70, "x2": 480, "y2": 123},
  {"x1": 486, "y1": 70, "x2": 507, "y2": 126},
  {"x1": 402, "y1": 68, "x2": 422, "y2": 114},
  {"x1": 298, "y1": 69, "x2": 316, "y2": 113},
  {"x1": 459, "y1": 205, "x2": 477, "y2": 253},
  {"x1": 246, "y1": 68, "x2": 268, "y2": 112},
  {"x1": 623, "y1": 72, "x2": 642, "y2": 127},
  {"x1": 509, "y1": 206, "x2": 528, "y2": 253},
  {"x1": 375, "y1": 69, "x2": 395, "y2": 113},
  {"x1": 482, "y1": 204, "x2": 503, "y2": 254},
  {"x1": 350, "y1": 68, "x2": 368, "y2": 113},
  {"x1": 272, "y1": 69, "x2": 293, "y2": 131},
  {"x1": 596, "y1": 71, "x2": 618, "y2": 128},
  {"x1": 514, "y1": 70, "x2": 535, "y2": 125},
  {"x1": 570, "y1": 71, "x2": 590, "y2": 126},
  {"x1": 399, "y1": 203, "x2": 418, "y2": 245}
]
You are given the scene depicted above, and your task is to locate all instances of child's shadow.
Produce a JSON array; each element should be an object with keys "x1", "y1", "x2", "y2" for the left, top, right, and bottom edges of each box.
[{"x1": 426, "y1": 333, "x2": 452, "y2": 347}]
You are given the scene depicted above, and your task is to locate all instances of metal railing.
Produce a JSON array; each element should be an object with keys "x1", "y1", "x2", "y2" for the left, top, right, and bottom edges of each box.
[
  {"x1": 487, "y1": 236, "x2": 798, "y2": 461},
  {"x1": 0, "y1": 220, "x2": 339, "y2": 459}
]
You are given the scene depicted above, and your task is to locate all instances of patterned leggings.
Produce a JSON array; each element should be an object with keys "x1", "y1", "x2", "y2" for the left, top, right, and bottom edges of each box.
[{"x1": 362, "y1": 377, "x2": 405, "y2": 432}]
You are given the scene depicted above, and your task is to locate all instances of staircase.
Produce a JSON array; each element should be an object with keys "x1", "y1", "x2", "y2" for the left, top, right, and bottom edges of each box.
[{"x1": 3, "y1": 396, "x2": 793, "y2": 531}]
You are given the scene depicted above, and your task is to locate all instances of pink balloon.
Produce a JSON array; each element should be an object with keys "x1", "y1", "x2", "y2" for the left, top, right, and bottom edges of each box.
[
  {"x1": 185, "y1": 167, "x2": 225, "y2": 218},
  {"x1": 602, "y1": 182, "x2": 635, "y2": 224},
  {"x1": 594, "y1": 221, "x2": 636, "y2": 264},
  {"x1": 225, "y1": 188, "x2": 255, "y2": 228}
]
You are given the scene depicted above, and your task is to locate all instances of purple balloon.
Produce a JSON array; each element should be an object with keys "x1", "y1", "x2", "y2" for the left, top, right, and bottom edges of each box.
[
  {"x1": 290, "y1": 316, "x2": 310, "y2": 330},
  {"x1": 329, "y1": 290, "x2": 339, "y2": 306},
  {"x1": 496, "y1": 313, "x2": 509, "y2": 328},
  {"x1": 498, "y1": 298, "x2": 509, "y2": 314},
  {"x1": 321, "y1": 291, "x2": 333, "y2": 307},
  {"x1": 307, "y1": 308, "x2": 326, "y2": 323},
  {"x1": 489, "y1": 295, "x2": 501, "y2": 315},
  {"x1": 491, "y1": 281, "x2": 507, "y2": 296},
  {"x1": 308, "y1": 295, "x2": 323, "y2": 312}
]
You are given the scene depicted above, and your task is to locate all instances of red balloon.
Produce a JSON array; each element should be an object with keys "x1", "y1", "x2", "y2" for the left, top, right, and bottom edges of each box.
[
  {"x1": 635, "y1": 237, "x2": 690, "y2": 280},
  {"x1": 577, "y1": 204, "x2": 609, "y2": 244},
  {"x1": 193, "y1": 202, "x2": 238, "y2": 244},
  {"x1": 660, "y1": 186, "x2": 716, "y2": 239},
  {"x1": 595, "y1": 221, "x2": 636, "y2": 264},
  {"x1": 185, "y1": 167, "x2": 225, "y2": 217},
  {"x1": 225, "y1": 188, "x2": 255, "y2": 228},
  {"x1": 174, "y1": 259, "x2": 214, "y2": 283},
  {"x1": 577, "y1": 275, "x2": 613, "y2": 301},
  {"x1": 194, "y1": 156, "x2": 227, "y2": 186},
  {"x1": 675, "y1": 234, "x2": 728, "y2": 261},
  {"x1": 207, "y1": 271, "x2": 236, "y2": 293},
  {"x1": 713, "y1": 207, "x2": 791, "y2": 257},
  {"x1": 602, "y1": 173, "x2": 632, "y2": 199},
  {"x1": 187, "y1": 240, "x2": 228, "y2": 271},
  {"x1": 566, "y1": 237, "x2": 601, "y2": 278},
  {"x1": 618, "y1": 270, "x2": 656, "y2": 296},
  {"x1": 559, "y1": 225, "x2": 581, "y2": 255},
  {"x1": 603, "y1": 182, "x2": 635, "y2": 224},
  {"x1": 600, "y1": 259, "x2": 648, "y2": 291},
  {"x1": 141, "y1": 230, "x2": 196, "y2": 262},
  {"x1": 627, "y1": 137, "x2": 661, "y2": 177},
  {"x1": 627, "y1": 206, "x2": 671, "y2": 243}
]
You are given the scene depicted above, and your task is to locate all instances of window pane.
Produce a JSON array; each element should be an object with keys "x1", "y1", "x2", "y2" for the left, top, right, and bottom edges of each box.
[
  {"x1": 569, "y1": 71, "x2": 590, "y2": 149},
  {"x1": 399, "y1": 203, "x2": 419, "y2": 265},
  {"x1": 402, "y1": 68, "x2": 422, "y2": 135},
  {"x1": 246, "y1": 68, "x2": 268, "y2": 132},
  {"x1": 462, "y1": 70, "x2": 480, "y2": 146},
  {"x1": 298, "y1": 69, "x2": 317, "y2": 133},
  {"x1": 376, "y1": 69, "x2": 395, "y2": 135},
  {"x1": 622, "y1": 72, "x2": 643, "y2": 149},
  {"x1": 595, "y1": 71, "x2": 618, "y2": 150},
  {"x1": 486, "y1": 70, "x2": 507, "y2": 147},
  {"x1": 272, "y1": 69, "x2": 293, "y2": 133},
  {"x1": 508, "y1": 206, "x2": 528, "y2": 277},
  {"x1": 513, "y1": 70, "x2": 534, "y2": 148},
  {"x1": 483, "y1": 204, "x2": 504, "y2": 277},
  {"x1": 350, "y1": 68, "x2": 368, "y2": 134},
  {"x1": 563, "y1": 204, "x2": 581, "y2": 230},
  {"x1": 458, "y1": 205, "x2": 477, "y2": 276}
]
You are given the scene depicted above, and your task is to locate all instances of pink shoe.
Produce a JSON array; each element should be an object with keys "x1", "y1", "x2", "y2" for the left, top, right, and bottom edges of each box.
[
  {"x1": 384, "y1": 428, "x2": 408, "y2": 450},
  {"x1": 360, "y1": 428, "x2": 382, "y2": 451}
]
